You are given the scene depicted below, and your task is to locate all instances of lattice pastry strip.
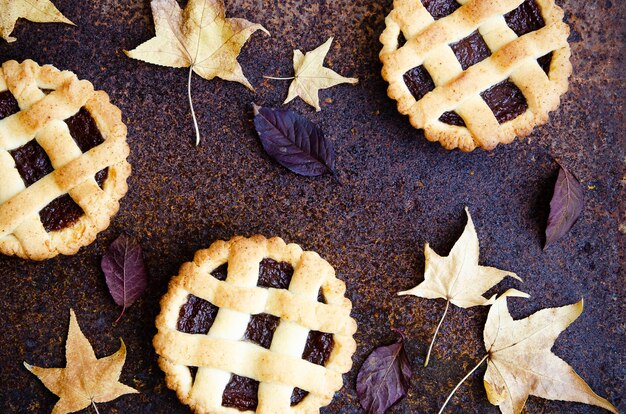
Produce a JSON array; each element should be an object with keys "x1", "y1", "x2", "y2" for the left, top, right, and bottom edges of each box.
[
  {"x1": 155, "y1": 235, "x2": 357, "y2": 414},
  {"x1": 415, "y1": 21, "x2": 566, "y2": 148},
  {"x1": 380, "y1": 0, "x2": 572, "y2": 151},
  {"x1": 0, "y1": 60, "x2": 131, "y2": 260}
]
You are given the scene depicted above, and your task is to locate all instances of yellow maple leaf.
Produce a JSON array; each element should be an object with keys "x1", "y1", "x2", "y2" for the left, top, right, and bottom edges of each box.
[
  {"x1": 267, "y1": 37, "x2": 358, "y2": 111},
  {"x1": 439, "y1": 290, "x2": 619, "y2": 414},
  {"x1": 0, "y1": 0, "x2": 73, "y2": 43},
  {"x1": 399, "y1": 207, "x2": 521, "y2": 366},
  {"x1": 24, "y1": 310, "x2": 138, "y2": 414},
  {"x1": 125, "y1": 0, "x2": 268, "y2": 145}
]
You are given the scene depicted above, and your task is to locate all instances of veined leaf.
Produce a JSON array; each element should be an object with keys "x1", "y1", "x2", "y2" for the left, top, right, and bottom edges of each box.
[
  {"x1": 101, "y1": 233, "x2": 148, "y2": 322},
  {"x1": 545, "y1": 163, "x2": 584, "y2": 248},
  {"x1": 253, "y1": 104, "x2": 336, "y2": 177},
  {"x1": 356, "y1": 333, "x2": 412, "y2": 414}
]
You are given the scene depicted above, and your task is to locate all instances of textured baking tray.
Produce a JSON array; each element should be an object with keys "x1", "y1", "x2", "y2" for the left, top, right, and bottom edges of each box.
[{"x1": 0, "y1": 0, "x2": 623, "y2": 413}]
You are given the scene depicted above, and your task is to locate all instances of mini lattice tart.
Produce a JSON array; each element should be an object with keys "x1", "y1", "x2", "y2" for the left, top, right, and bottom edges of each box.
[
  {"x1": 154, "y1": 235, "x2": 357, "y2": 413},
  {"x1": 0, "y1": 60, "x2": 131, "y2": 260},
  {"x1": 380, "y1": 0, "x2": 572, "y2": 151}
]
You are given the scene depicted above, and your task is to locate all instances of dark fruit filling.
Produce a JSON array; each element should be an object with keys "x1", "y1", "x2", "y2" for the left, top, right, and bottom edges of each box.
[
  {"x1": 505, "y1": 0, "x2": 545, "y2": 37},
  {"x1": 257, "y1": 258, "x2": 294, "y2": 289},
  {"x1": 403, "y1": 66, "x2": 435, "y2": 103},
  {"x1": 212, "y1": 263, "x2": 229, "y2": 281},
  {"x1": 222, "y1": 375, "x2": 260, "y2": 411},
  {"x1": 402, "y1": 0, "x2": 552, "y2": 126},
  {"x1": 177, "y1": 294, "x2": 219, "y2": 335},
  {"x1": 38, "y1": 196, "x2": 86, "y2": 232},
  {"x1": 397, "y1": 31, "x2": 407, "y2": 47},
  {"x1": 7, "y1": 104, "x2": 109, "y2": 232},
  {"x1": 481, "y1": 80, "x2": 528, "y2": 123},
  {"x1": 317, "y1": 289, "x2": 327, "y2": 304},
  {"x1": 177, "y1": 259, "x2": 334, "y2": 411},
  {"x1": 403, "y1": 66, "x2": 466, "y2": 127},
  {"x1": 537, "y1": 52, "x2": 553, "y2": 75},
  {"x1": 0, "y1": 90, "x2": 20, "y2": 119},
  {"x1": 66, "y1": 107, "x2": 104, "y2": 152},
  {"x1": 505, "y1": 0, "x2": 553, "y2": 73},
  {"x1": 189, "y1": 366, "x2": 198, "y2": 382},
  {"x1": 8, "y1": 140, "x2": 80, "y2": 232},
  {"x1": 66, "y1": 107, "x2": 109, "y2": 188},
  {"x1": 290, "y1": 330, "x2": 335, "y2": 406},
  {"x1": 244, "y1": 313, "x2": 280, "y2": 349},
  {"x1": 451, "y1": 30, "x2": 491, "y2": 70},
  {"x1": 10, "y1": 140, "x2": 54, "y2": 187},
  {"x1": 422, "y1": 0, "x2": 461, "y2": 20},
  {"x1": 438, "y1": 111, "x2": 466, "y2": 126},
  {"x1": 176, "y1": 264, "x2": 227, "y2": 334}
]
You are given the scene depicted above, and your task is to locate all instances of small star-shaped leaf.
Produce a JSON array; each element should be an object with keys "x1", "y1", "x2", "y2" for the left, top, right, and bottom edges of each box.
[
  {"x1": 283, "y1": 37, "x2": 358, "y2": 111},
  {"x1": 24, "y1": 309, "x2": 137, "y2": 414}
]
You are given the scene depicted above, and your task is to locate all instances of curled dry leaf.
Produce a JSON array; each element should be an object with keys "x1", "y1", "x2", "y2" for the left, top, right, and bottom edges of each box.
[
  {"x1": 0, "y1": 0, "x2": 74, "y2": 43},
  {"x1": 399, "y1": 207, "x2": 520, "y2": 366},
  {"x1": 439, "y1": 290, "x2": 618, "y2": 414},
  {"x1": 253, "y1": 104, "x2": 336, "y2": 177},
  {"x1": 267, "y1": 37, "x2": 358, "y2": 111},
  {"x1": 125, "y1": 0, "x2": 268, "y2": 145},
  {"x1": 102, "y1": 233, "x2": 148, "y2": 323},
  {"x1": 545, "y1": 163, "x2": 584, "y2": 248},
  {"x1": 356, "y1": 333, "x2": 412, "y2": 414},
  {"x1": 24, "y1": 309, "x2": 138, "y2": 414}
]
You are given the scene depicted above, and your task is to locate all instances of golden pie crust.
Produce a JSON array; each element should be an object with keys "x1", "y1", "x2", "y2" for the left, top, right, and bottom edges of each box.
[
  {"x1": 380, "y1": 0, "x2": 572, "y2": 151},
  {"x1": 0, "y1": 60, "x2": 131, "y2": 260},
  {"x1": 154, "y1": 235, "x2": 358, "y2": 413}
]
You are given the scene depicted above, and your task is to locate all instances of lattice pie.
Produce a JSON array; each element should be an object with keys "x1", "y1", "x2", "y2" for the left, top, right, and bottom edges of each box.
[
  {"x1": 0, "y1": 60, "x2": 130, "y2": 260},
  {"x1": 380, "y1": 0, "x2": 572, "y2": 151},
  {"x1": 154, "y1": 235, "x2": 357, "y2": 413}
]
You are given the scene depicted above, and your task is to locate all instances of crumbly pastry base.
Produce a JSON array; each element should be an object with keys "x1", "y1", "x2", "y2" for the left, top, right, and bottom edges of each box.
[
  {"x1": 0, "y1": 60, "x2": 131, "y2": 260},
  {"x1": 154, "y1": 235, "x2": 358, "y2": 414},
  {"x1": 380, "y1": 0, "x2": 572, "y2": 151}
]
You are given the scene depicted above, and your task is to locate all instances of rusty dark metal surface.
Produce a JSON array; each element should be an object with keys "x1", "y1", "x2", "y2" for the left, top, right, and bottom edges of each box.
[{"x1": 0, "y1": 1, "x2": 624, "y2": 413}]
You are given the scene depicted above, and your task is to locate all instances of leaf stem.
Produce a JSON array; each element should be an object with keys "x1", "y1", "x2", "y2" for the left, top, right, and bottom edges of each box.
[
  {"x1": 438, "y1": 354, "x2": 489, "y2": 414},
  {"x1": 115, "y1": 306, "x2": 126, "y2": 324},
  {"x1": 91, "y1": 400, "x2": 100, "y2": 414},
  {"x1": 188, "y1": 66, "x2": 201, "y2": 146},
  {"x1": 424, "y1": 300, "x2": 450, "y2": 367},
  {"x1": 263, "y1": 75, "x2": 295, "y2": 80}
]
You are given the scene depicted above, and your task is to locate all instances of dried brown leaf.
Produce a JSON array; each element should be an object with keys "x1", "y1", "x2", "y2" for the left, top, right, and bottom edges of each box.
[
  {"x1": 24, "y1": 310, "x2": 137, "y2": 414},
  {"x1": 399, "y1": 207, "x2": 520, "y2": 366},
  {"x1": 482, "y1": 292, "x2": 618, "y2": 414},
  {"x1": 545, "y1": 163, "x2": 584, "y2": 248},
  {"x1": 268, "y1": 37, "x2": 358, "y2": 111},
  {"x1": 0, "y1": 0, "x2": 73, "y2": 43},
  {"x1": 125, "y1": 0, "x2": 268, "y2": 144}
]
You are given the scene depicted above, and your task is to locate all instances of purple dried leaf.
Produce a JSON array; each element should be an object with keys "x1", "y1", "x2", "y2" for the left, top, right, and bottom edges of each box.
[
  {"x1": 545, "y1": 164, "x2": 584, "y2": 249},
  {"x1": 253, "y1": 104, "x2": 335, "y2": 177},
  {"x1": 101, "y1": 233, "x2": 148, "y2": 322},
  {"x1": 356, "y1": 335, "x2": 412, "y2": 414}
]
